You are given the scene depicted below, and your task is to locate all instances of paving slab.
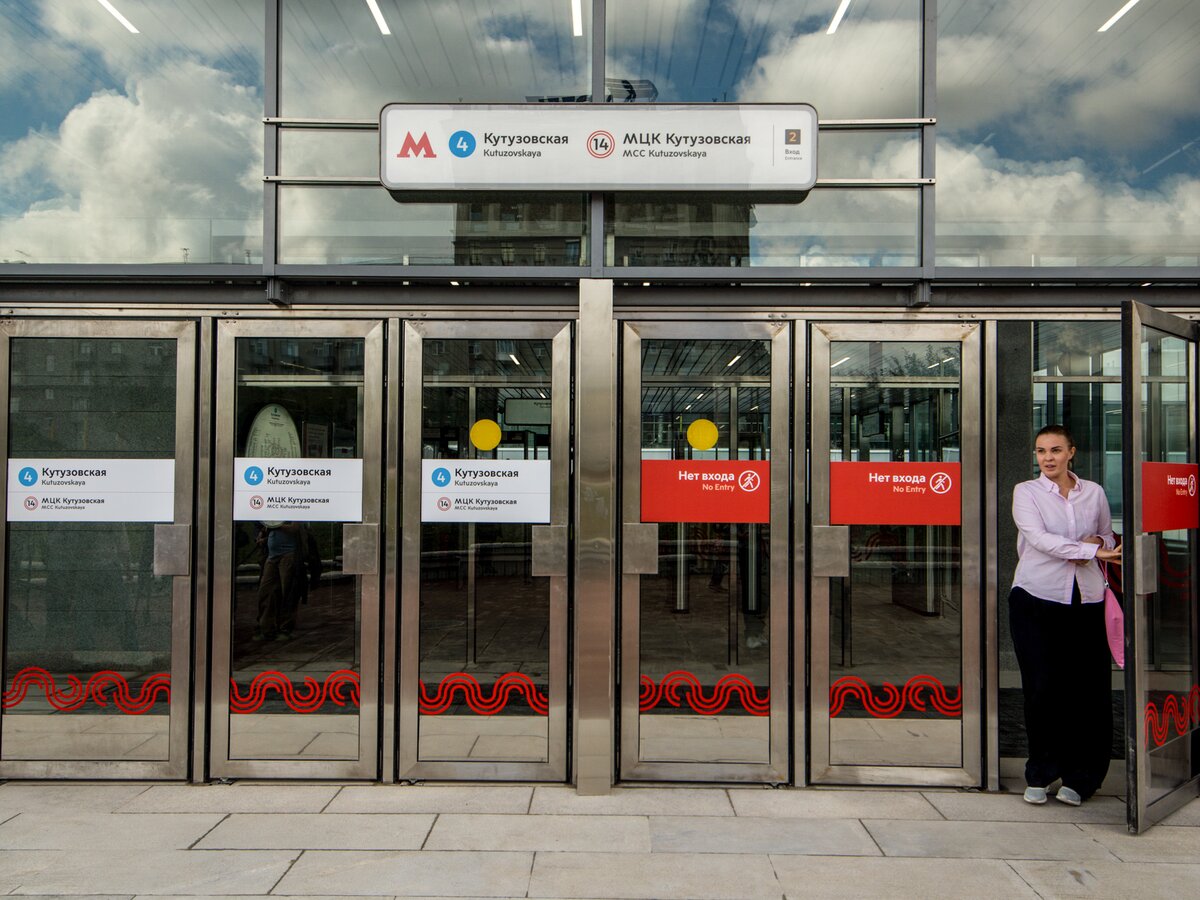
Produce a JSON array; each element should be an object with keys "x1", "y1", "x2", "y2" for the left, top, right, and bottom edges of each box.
[
  {"x1": 195, "y1": 813, "x2": 436, "y2": 850},
  {"x1": 1010, "y1": 860, "x2": 1200, "y2": 899},
  {"x1": 772, "y1": 855, "x2": 1038, "y2": 899},
  {"x1": 1078, "y1": 823, "x2": 1200, "y2": 863},
  {"x1": 0, "y1": 812, "x2": 223, "y2": 850},
  {"x1": 117, "y1": 784, "x2": 341, "y2": 813},
  {"x1": 863, "y1": 819, "x2": 1119, "y2": 860},
  {"x1": 921, "y1": 790, "x2": 1127, "y2": 824},
  {"x1": 530, "y1": 786, "x2": 734, "y2": 816},
  {"x1": 425, "y1": 813, "x2": 650, "y2": 852},
  {"x1": 0, "y1": 850, "x2": 296, "y2": 895},
  {"x1": 274, "y1": 850, "x2": 532, "y2": 897},
  {"x1": 1161, "y1": 796, "x2": 1200, "y2": 826},
  {"x1": 528, "y1": 851, "x2": 781, "y2": 899},
  {"x1": 326, "y1": 785, "x2": 532, "y2": 815},
  {"x1": 0, "y1": 783, "x2": 151, "y2": 815},
  {"x1": 728, "y1": 788, "x2": 942, "y2": 820},
  {"x1": 649, "y1": 815, "x2": 880, "y2": 855}
]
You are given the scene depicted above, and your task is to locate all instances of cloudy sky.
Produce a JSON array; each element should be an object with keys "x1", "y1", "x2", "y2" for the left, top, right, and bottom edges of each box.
[{"x1": 0, "y1": 0, "x2": 1197, "y2": 266}]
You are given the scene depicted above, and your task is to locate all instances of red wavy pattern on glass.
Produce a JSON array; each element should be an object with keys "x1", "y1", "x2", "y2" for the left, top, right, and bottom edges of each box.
[
  {"x1": 419, "y1": 672, "x2": 549, "y2": 715},
  {"x1": 229, "y1": 669, "x2": 360, "y2": 714},
  {"x1": 1145, "y1": 685, "x2": 1200, "y2": 748},
  {"x1": 2, "y1": 666, "x2": 170, "y2": 715},
  {"x1": 829, "y1": 675, "x2": 962, "y2": 718},
  {"x1": 639, "y1": 671, "x2": 770, "y2": 716}
]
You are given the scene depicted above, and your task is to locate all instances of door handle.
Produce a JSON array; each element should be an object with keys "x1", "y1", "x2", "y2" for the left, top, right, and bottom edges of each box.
[
  {"x1": 532, "y1": 525, "x2": 567, "y2": 577},
  {"x1": 811, "y1": 525, "x2": 850, "y2": 578},
  {"x1": 342, "y1": 523, "x2": 378, "y2": 575},
  {"x1": 1136, "y1": 533, "x2": 1159, "y2": 596},
  {"x1": 153, "y1": 524, "x2": 190, "y2": 577},
  {"x1": 623, "y1": 522, "x2": 659, "y2": 574}
]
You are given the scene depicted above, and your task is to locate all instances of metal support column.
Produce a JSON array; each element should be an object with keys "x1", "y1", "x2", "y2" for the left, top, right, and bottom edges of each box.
[{"x1": 575, "y1": 278, "x2": 616, "y2": 794}]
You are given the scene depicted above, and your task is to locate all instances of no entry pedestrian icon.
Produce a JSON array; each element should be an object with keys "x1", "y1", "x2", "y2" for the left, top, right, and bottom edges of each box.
[
  {"x1": 739, "y1": 470, "x2": 761, "y2": 492},
  {"x1": 930, "y1": 471, "x2": 953, "y2": 494}
]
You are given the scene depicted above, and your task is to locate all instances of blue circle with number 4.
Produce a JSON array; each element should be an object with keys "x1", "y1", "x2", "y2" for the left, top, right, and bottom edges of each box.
[
  {"x1": 431, "y1": 467, "x2": 451, "y2": 487},
  {"x1": 449, "y1": 130, "x2": 476, "y2": 158},
  {"x1": 18, "y1": 467, "x2": 37, "y2": 487},
  {"x1": 244, "y1": 466, "x2": 264, "y2": 486}
]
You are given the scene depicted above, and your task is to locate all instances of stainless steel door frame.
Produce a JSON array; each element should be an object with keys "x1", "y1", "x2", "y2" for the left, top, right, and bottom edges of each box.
[
  {"x1": 1123, "y1": 300, "x2": 1200, "y2": 832},
  {"x1": 210, "y1": 319, "x2": 383, "y2": 779},
  {"x1": 810, "y1": 321, "x2": 982, "y2": 787},
  {"x1": 398, "y1": 320, "x2": 571, "y2": 781},
  {"x1": 619, "y1": 321, "x2": 790, "y2": 783},
  {"x1": 0, "y1": 318, "x2": 197, "y2": 779}
]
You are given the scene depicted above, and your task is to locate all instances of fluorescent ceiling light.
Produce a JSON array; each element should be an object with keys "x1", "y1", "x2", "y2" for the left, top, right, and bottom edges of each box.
[
  {"x1": 830, "y1": 355, "x2": 850, "y2": 369},
  {"x1": 1098, "y1": 0, "x2": 1141, "y2": 32},
  {"x1": 365, "y1": 0, "x2": 391, "y2": 35},
  {"x1": 726, "y1": 354, "x2": 742, "y2": 367},
  {"x1": 827, "y1": 0, "x2": 852, "y2": 35},
  {"x1": 509, "y1": 354, "x2": 521, "y2": 366},
  {"x1": 96, "y1": 0, "x2": 138, "y2": 33},
  {"x1": 571, "y1": 0, "x2": 583, "y2": 37},
  {"x1": 927, "y1": 361, "x2": 940, "y2": 369}
]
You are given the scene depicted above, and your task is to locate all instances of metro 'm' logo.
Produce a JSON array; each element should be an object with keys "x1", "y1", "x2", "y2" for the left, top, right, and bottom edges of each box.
[{"x1": 397, "y1": 131, "x2": 437, "y2": 158}]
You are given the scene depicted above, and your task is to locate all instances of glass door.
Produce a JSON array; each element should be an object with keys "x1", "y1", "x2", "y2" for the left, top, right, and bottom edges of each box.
[
  {"x1": 620, "y1": 322, "x2": 789, "y2": 782},
  {"x1": 810, "y1": 322, "x2": 982, "y2": 786},
  {"x1": 1123, "y1": 301, "x2": 1199, "y2": 832},
  {"x1": 0, "y1": 320, "x2": 195, "y2": 778},
  {"x1": 211, "y1": 321, "x2": 383, "y2": 778},
  {"x1": 399, "y1": 321, "x2": 570, "y2": 781}
]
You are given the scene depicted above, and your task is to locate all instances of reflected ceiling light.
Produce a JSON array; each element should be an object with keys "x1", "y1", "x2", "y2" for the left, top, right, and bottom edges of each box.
[
  {"x1": 1098, "y1": 0, "x2": 1141, "y2": 32},
  {"x1": 942, "y1": 357, "x2": 954, "y2": 363},
  {"x1": 827, "y1": 0, "x2": 852, "y2": 35},
  {"x1": 96, "y1": 0, "x2": 138, "y2": 33},
  {"x1": 685, "y1": 404, "x2": 692, "y2": 410},
  {"x1": 365, "y1": 0, "x2": 392, "y2": 35},
  {"x1": 538, "y1": 391, "x2": 546, "y2": 398},
  {"x1": 726, "y1": 354, "x2": 742, "y2": 367},
  {"x1": 571, "y1": 0, "x2": 583, "y2": 37},
  {"x1": 509, "y1": 354, "x2": 521, "y2": 366},
  {"x1": 926, "y1": 361, "x2": 940, "y2": 369},
  {"x1": 831, "y1": 355, "x2": 850, "y2": 369},
  {"x1": 1142, "y1": 282, "x2": 1153, "y2": 287}
]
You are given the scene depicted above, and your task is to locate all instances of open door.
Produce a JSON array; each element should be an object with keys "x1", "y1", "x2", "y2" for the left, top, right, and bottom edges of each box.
[{"x1": 1123, "y1": 301, "x2": 1200, "y2": 832}]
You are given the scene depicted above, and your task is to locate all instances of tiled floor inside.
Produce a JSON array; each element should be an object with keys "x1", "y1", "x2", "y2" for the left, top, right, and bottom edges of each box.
[{"x1": 0, "y1": 780, "x2": 1194, "y2": 899}]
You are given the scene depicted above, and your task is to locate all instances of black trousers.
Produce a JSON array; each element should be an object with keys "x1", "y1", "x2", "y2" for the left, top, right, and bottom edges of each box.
[{"x1": 1009, "y1": 585, "x2": 1113, "y2": 799}]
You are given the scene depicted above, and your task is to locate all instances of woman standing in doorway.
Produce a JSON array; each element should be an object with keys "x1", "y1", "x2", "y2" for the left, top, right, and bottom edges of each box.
[{"x1": 1010, "y1": 424, "x2": 1122, "y2": 806}]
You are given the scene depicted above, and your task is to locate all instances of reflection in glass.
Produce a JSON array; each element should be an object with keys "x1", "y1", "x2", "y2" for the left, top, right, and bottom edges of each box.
[
  {"x1": 608, "y1": 189, "x2": 919, "y2": 267},
  {"x1": 228, "y1": 338, "x2": 364, "y2": 760},
  {"x1": 638, "y1": 339, "x2": 771, "y2": 764},
  {"x1": 0, "y1": 0, "x2": 263, "y2": 264},
  {"x1": 607, "y1": 0, "x2": 920, "y2": 115},
  {"x1": 938, "y1": 0, "x2": 1200, "y2": 266},
  {"x1": 279, "y1": 187, "x2": 587, "y2": 266},
  {"x1": 1137, "y1": 327, "x2": 1196, "y2": 805},
  {"x1": 3, "y1": 339, "x2": 176, "y2": 760},
  {"x1": 281, "y1": 0, "x2": 591, "y2": 117},
  {"x1": 418, "y1": 339, "x2": 552, "y2": 763},
  {"x1": 828, "y1": 343, "x2": 963, "y2": 767}
]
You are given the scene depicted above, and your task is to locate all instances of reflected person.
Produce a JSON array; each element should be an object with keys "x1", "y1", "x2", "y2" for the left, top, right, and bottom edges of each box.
[
  {"x1": 1009, "y1": 425, "x2": 1121, "y2": 807},
  {"x1": 255, "y1": 521, "x2": 303, "y2": 641}
]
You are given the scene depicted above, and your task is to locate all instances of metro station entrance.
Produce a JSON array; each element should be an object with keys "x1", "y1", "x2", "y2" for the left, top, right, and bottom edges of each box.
[
  {"x1": 399, "y1": 321, "x2": 571, "y2": 781},
  {"x1": 619, "y1": 322, "x2": 790, "y2": 782}
]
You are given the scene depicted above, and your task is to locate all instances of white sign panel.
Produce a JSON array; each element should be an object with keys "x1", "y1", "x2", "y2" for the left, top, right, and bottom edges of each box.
[
  {"x1": 7, "y1": 458, "x2": 175, "y2": 522},
  {"x1": 504, "y1": 398, "x2": 552, "y2": 426},
  {"x1": 233, "y1": 458, "x2": 363, "y2": 522},
  {"x1": 422, "y1": 459, "x2": 551, "y2": 523},
  {"x1": 381, "y1": 104, "x2": 817, "y2": 192}
]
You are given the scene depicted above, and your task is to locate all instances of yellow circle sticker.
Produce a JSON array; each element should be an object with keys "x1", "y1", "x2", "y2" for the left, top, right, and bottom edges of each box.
[
  {"x1": 470, "y1": 418, "x2": 502, "y2": 451},
  {"x1": 686, "y1": 418, "x2": 719, "y2": 451}
]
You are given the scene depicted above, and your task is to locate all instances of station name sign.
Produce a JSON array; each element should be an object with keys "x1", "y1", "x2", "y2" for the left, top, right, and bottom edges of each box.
[
  {"x1": 7, "y1": 458, "x2": 175, "y2": 522},
  {"x1": 233, "y1": 458, "x2": 363, "y2": 522},
  {"x1": 381, "y1": 104, "x2": 817, "y2": 192}
]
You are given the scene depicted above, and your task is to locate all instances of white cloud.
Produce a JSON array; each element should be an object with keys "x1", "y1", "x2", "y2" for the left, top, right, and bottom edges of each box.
[{"x1": 0, "y1": 60, "x2": 261, "y2": 264}]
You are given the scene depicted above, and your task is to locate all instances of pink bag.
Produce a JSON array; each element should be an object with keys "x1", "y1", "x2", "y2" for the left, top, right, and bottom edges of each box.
[{"x1": 1099, "y1": 561, "x2": 1124, "y2": 669}]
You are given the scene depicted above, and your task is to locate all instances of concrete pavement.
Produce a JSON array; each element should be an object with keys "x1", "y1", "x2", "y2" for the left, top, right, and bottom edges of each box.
[{"x1": 0, "y1": 780, "x2": 1195, "y2": 898}]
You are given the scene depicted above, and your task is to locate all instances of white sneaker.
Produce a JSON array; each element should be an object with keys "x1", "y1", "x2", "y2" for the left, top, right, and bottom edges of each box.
[
  {"x1": 1023, "y1": 786, "x2": 1048, "y2": 804},
  {"x1": 1056, "y1": 786, "x2": 1082, "y2": 806}
]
